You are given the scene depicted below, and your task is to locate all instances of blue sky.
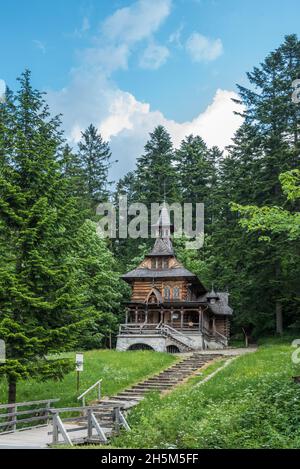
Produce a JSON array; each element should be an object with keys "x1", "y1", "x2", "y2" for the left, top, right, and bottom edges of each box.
[{"x1": 1, "y1": 0, "x2": 300, "y2": 178}]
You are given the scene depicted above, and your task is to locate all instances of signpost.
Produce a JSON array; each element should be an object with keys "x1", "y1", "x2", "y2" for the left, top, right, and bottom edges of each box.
[{"x1": 75, "y1": 353, "x2": 84, "y2": 391}]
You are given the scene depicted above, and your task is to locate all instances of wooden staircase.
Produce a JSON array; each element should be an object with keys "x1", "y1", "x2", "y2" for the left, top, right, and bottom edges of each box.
[{"x1": 88, "y1": 352, "x2": 221, "y2": 440}]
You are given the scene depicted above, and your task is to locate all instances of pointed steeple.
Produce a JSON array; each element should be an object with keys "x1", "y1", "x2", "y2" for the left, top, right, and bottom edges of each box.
[{"x1": 149, "y1": 202, "x2": 173, "y2": 256}]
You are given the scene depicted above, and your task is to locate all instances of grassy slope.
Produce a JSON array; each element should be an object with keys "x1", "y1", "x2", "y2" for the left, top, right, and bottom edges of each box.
[
  {"x1": 0, "y1": 350, "x2": 176, "y2": 408},
  {"x1": 111, "y1": 340, "x2": 300, "y2": 449}
]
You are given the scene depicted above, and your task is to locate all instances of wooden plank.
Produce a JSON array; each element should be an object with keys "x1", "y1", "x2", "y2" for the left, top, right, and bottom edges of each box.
[
  {"x1": 91, "y1": 412, "x2": 108, "y2": 443},
  {"x1": 0, "y1": 407, "x2": 50, "y2": 419},
  {"x1": 119, "y1": 411, "x2": 131, "y2": 431},
  {"x1": 54, "y1": 415, "x2": 73, "y2": 446},
  {"x1": 0, "y1": 415, "x2": 49, "y2": 428},
  {"x1": 48, "y1": 426, "x2": 88, "y2": 435},
  {"x1": 49, "y1": 406, "x2": 100, "y2": 413},
  {"x1": 0, "y1": 399, "x2": 59, "y2": 410}
]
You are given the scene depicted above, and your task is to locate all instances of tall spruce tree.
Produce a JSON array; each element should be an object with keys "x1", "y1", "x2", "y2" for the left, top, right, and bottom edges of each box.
[
  {"x1": 134, "y1": 125, "x2": 177, "y2": 205},
  {"x1": 175, "y1": 135, "x2": 219, "y2": 230},
  {"x1": 112, "y1": 126, "x2": 177, "y2": 267},
  {"x1": 77, "y1": 124, "x2": 112, "y2": 207},
  {"x1": 0, "y1": 71, "x2": 94, "y2": 403}
]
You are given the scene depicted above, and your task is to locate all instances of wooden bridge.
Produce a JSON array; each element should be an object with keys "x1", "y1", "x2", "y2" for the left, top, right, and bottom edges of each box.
[{"x1": 0, "y1": 399, "x2": 130, "y2": 448}]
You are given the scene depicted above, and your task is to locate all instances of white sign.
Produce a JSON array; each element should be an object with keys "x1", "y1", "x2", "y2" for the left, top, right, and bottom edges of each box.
[{"x1": 76, "y1": 353, "x2": 84, "y2": 372}]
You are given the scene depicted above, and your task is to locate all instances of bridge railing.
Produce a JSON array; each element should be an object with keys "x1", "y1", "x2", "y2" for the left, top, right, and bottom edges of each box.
[
  {"x1": 119, "y1": 323, "x2": 162, "y2": 335},
  {"x1": 77, "y1": 379, "x2": 102, "y2": 407},
  {"x1": 49, "y1": 404, "x2": 130, "y2": 446},
  {"x1": 0, "y1": 399, "x2": 60, "y2": 434}
]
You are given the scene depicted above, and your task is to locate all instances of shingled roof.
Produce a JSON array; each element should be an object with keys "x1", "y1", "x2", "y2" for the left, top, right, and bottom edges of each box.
[
  {"x1": 121, "y1": 266, "x2": 197, "y2": 281},
  {"x1": 198, "y1": 292, "x2": 233, "y2": 316},
  {"x1": 148, "y1": 238, "x2": 174, "y2": 256}
]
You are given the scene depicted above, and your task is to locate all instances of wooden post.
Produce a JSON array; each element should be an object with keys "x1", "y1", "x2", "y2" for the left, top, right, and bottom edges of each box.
[
  {"x1": 114, "y1": 407, "x2": 120, "y2": 433},
  {"x1": 276, "y1": 301, "x2": 283, "y2": 335},
  {"x1": 10, "y1": 404, "x2": 17, "y2": 431},
  {"x1": 87, "y1": 409, "x2": 93, "y2": 439},
  {"x1": 46, "y1": 400, "x2": 51, "y2": 425},
  {"x1": 125, "y1": 308, "x2": 128, "y2": 324},
  {"x1": 171, "y1": 307, "x2": 174, "y2": 327},
  {"x1": 160, "y1": 309, "x2": 164, "y2": 323},
  {"x1": 180, "y1": 307, "x2": 184, "y2": 330},
  {"x1": 145, "y1": 308, "x2": 148, "y2": 324},
  {"x1": 198, "y1": 307, "x2": 202, "y2": 333},
  {"x1": 212, "y1": 317, "x2": 216, "y2": 336},
  {"x1": 77, "y1": 371, "x2": 80, "y2": 392},
  {"x1": 135, "y1": 307, "x2": 138, "y2": 323},
  {"x1": 52, "y1": 412, "x2": 59, "y2": 445}
]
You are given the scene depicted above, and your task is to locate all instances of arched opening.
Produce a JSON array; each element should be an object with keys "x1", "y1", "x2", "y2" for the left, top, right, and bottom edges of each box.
[
  {"x1": 128, "y1": 343, "x2": 154, "y2": 351},
  {"x1": 166, "y1": 344, "x2": 180, "y2": 354},
  {"x1": 145, "y1": 288, "x2": 162, "y2": 305}
]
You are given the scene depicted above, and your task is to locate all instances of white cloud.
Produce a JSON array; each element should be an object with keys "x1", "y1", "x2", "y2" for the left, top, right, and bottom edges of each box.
[
  {"x1": 139, "y1": 42, "x2": 170, "y2": 70},
  {"x1": 80, "y1": 0, "x2": 172, "y2": 75},
  {"x1": 47, "y1": 1, "x2": 242, "y2": 180},
  {"x1": 186, "y1": 33, "x2": 223, "y2": 62},
  {"x1": 70, "y1": 16, "x2": 91, "y2": 38},
  {"x1": 102, "y1": 0, "x2": 172, "y2": 45},
  {"x1": 168, "y1": 23, "x2": 184, "y2": 48},
  {"x1": 33, "y1": 40, "x2": 46, "y2": 54},
  {"x1": 48, "y1": 69, "x2": 243, "y2": 178},
  {"x1": 100, "y1": 91, "x2": 150, "y2": 140}
]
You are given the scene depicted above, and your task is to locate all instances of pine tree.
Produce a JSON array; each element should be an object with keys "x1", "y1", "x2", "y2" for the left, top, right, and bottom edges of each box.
[
  {"x1": 175, "y1": 135, "x2": 219, "y2": 229},
  {"x1": 0, "y1": 71, "x2": 94, "y2": 403},
  {"x1": 72, "y1": 220, "x2": 123, "y2": 349},
  {"x1": 135, "y1": 125, "x2": 177, "y2": 205},
  {"x1": 77, "y1": 124, "x2": 112, "y2": 207},
  {"x1": 211, "y1": 35, "x2": 300, "y2": 336}
]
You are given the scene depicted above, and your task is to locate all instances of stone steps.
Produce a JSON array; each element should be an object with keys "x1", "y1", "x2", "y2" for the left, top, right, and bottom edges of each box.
[{"x1": 88, "y1": 352, "x2": 223, "y2": 444}]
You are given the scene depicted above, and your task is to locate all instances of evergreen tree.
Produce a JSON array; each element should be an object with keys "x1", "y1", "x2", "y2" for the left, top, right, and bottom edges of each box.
[
  {"x1": 211, "y1": 35, "x2": 300, "y2": 336},
  {"x1": 134, "y1": 125, "x2": 177, "y2": 205},
  {"x1": 77, "y1": 124, "x2": 112, "y2": 207},
  {"x1": 72, "y1": 220, "x2": 123, "y2": 349},
  {"x1": 175, "y1": 135, "x2": 219, "y2": 229},
  {"x1": 0, "y1": 71, "x2": 94, "y2": 403}
]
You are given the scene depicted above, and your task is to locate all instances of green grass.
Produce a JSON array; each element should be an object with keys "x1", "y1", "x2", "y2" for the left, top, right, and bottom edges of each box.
[
  {"x1": 0, "y1": 350, "x2": 176, "y2": 408},
  {"x1": 109, "y1": 342, "x2": 300, "y2": 449}
]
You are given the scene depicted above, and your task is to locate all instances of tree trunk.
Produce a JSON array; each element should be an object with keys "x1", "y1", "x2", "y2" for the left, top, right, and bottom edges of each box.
[
  {"x1": 276, "y1": 300, "x2": 283, "y2": 335},
  {"x1": 275, "y1": 260, "x2": 283, "y2": 335},
  {"x1": 242, "y1": 328, "x2": 249, "y2": 348},
  {"x1": 8, "y1": 379, "x2": 17, "y2": 404}
]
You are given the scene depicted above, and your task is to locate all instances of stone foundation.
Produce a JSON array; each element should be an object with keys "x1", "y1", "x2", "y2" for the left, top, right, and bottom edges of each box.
[{"x1": 115, "y1": 333, "x2": 223, "y2": 352}]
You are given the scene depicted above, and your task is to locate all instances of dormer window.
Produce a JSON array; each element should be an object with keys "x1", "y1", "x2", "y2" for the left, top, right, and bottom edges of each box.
[
  {"x1": 162, "y1": 258, "x2": 169, "y2": 269},
  {"x1": 173, "y1": 287, "x2": 180, "y2": 299},
  {"x1": 151, "y1": 257, "x2": 164, "y2": 269}
]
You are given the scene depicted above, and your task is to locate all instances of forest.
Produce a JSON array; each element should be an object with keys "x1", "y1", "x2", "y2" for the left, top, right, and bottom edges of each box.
[{"x1": 0, "y1": 35, "x2": 299, "y2": 403}]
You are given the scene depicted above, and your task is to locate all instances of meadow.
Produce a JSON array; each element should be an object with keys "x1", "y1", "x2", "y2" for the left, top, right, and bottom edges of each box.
[
  {"x1": 0, "y1": 350, "x2": 176, "y2": 408},
  {"x1": 109, "y1": 338, "x2": 300, "y2": 449}
]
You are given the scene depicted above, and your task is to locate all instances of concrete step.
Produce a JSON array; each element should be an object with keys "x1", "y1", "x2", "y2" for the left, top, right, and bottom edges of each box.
[{"x1": 114, "y1": 393, "x2": 144, "y2": 399}]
